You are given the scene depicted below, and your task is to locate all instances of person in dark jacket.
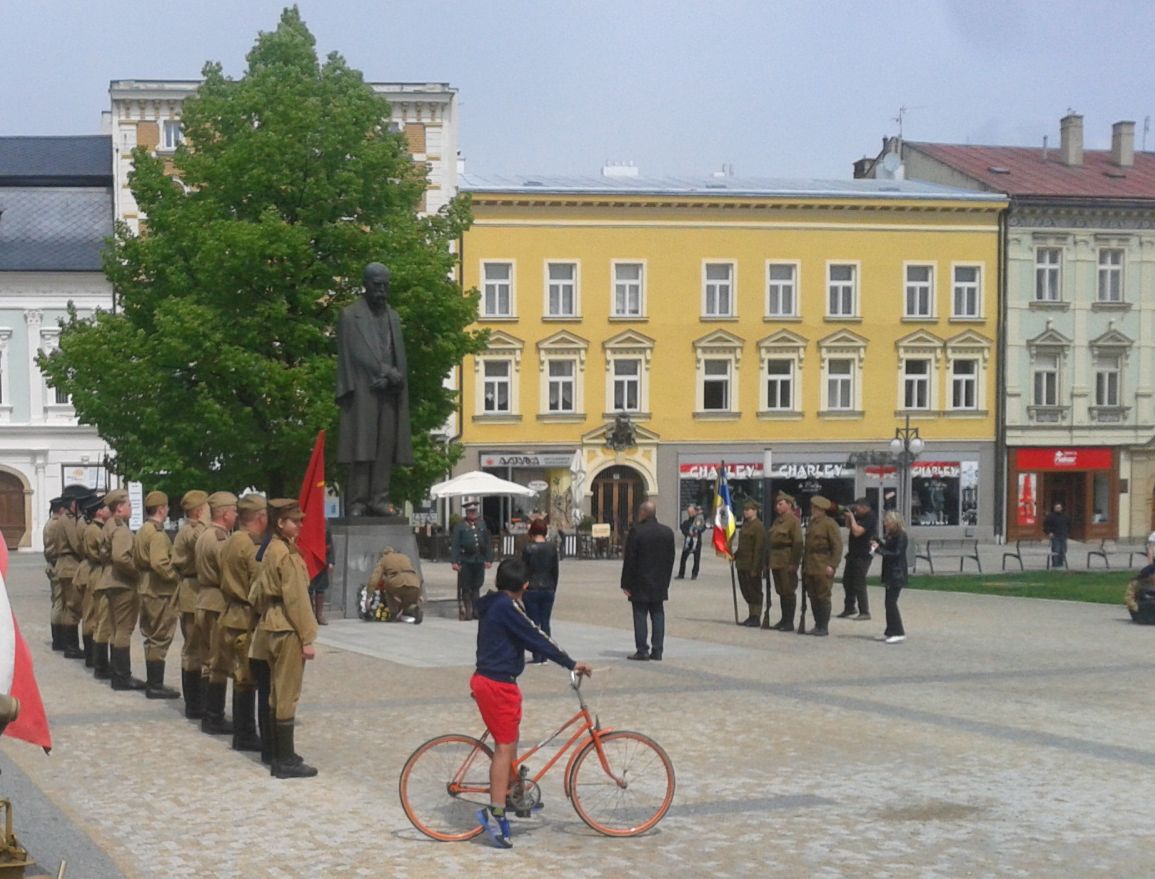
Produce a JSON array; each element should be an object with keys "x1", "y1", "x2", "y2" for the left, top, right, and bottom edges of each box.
[
  {"x1": 871, "y1": 511, "x2": 908, "y2": 644},
  {"x1": 472, "y1": 559, "x2": 592, "y2": 848},
  {"x1": 620, "y1": 501, "x2": 676, "y2": 661},
  {"x1": 520, "y1": 518, "x2": 560, "y2": 663},
  {"x1": 1042, "y1": 502, "x2": 1070, "y2": 569}
]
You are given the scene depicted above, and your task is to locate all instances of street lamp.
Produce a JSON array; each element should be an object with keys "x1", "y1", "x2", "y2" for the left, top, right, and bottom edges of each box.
[{"x1": 889, "y1": 414, "x2": 925, "y2": 539}]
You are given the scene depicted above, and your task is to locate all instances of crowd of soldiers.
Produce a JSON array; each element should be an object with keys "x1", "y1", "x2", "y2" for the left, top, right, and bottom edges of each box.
[
  {"x1": 42, "y1": 484, "x2": 321, "y2": 779},
  {"x1": 724, "y1": 492, "x2": 877, "y2": 637}
]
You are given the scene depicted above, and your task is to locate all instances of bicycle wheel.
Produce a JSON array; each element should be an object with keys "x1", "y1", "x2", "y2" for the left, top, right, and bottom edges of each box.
[
  {"x1": 569, "y1": 730, "x2": 675, "y2": 836},
  {"x1": 399, "y1": 734, "x2": 493, "y2": 841}
]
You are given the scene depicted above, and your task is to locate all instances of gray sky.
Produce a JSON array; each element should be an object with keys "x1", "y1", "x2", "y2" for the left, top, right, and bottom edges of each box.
[{"x1": 2, "y1": 0, "x2": 1152, "y2": 179}]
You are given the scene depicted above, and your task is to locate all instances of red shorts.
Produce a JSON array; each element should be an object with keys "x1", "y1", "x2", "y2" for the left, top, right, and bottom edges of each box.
[{"x1": 470, "y1": 672, "x2": 522, "y2": 745}]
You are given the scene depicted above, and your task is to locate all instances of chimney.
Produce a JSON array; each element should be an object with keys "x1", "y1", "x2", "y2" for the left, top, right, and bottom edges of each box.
[
  {"x1": 1111, "y1": 120, "x2": 1135, "y2": 167},
  {"x1": 1060, "y1": 113, "x2": 1083, "y2": 166}
]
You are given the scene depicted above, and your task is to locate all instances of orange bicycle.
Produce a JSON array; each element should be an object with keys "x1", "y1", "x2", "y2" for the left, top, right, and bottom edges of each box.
[{"x1": 399, "y1": 671, "x2": 675, "y2": 839}]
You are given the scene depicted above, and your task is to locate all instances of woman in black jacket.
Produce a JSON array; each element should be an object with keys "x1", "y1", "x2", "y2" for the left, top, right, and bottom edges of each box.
[
  {"x1": 520, "y1": 519, "x2": 560, "y2": 663},
  {"x1": 871, "y1": 511, "x2": 908, "y2": 644}
]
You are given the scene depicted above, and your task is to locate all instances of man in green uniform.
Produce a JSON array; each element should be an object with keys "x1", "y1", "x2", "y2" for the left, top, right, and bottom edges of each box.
[
  {"x1": 733, "y1": 499, "x2": 767, "y2": 627},
  {"x1": 172, "y1": 490, "x2": 209, "y2": 718},
  {"x1": 802, "y1": 496, "x2": 843, "y2": 637},
  {"x1": 195, "y1": 491, "x2": 238, "y2": 734},
  {"x1": 100, "y1": 489, "x2": 146, "y2": 690},
  {"x1": 218, "y1": 493, "x2": 267, "y2": 752},
  {"x1": 766, "y1": 492, "x2": 804, "y2": 631},
  {"x1": 451, "y1": 501, "x2": 493, "y2": 621},
  {"x1": 81, "y1": 495, "x2": 110, "y2": 675},
  {"x1": 43, "y1": 497, "x2": 65, "y2": 651},
  {"x1": 133, "y1": 490, "x2": 181, "y2": 699},
  {"x1": 55, "y1": 488, "x2": 89, "y2": 659}
]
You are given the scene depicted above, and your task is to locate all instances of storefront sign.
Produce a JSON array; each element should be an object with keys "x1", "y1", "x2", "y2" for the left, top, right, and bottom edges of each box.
[
  {"x1": 481, "y1": 453, "x2": 574, "y2": 468},
  {"x1": 911, "y1": 461, "x2": 961, "y2": 479},
  {"x1": 1014, "y1": 448, "x2": 1113, "y2": 471},
  {"x1": 678, "y1": 461, "x2": 853, "y2": 481},
  {"x1": 679, "y1": 461, "x2": 764, "y2": 480},
  {"x1": 526, "y1": 480, "x2": 549, "y2": 492}
]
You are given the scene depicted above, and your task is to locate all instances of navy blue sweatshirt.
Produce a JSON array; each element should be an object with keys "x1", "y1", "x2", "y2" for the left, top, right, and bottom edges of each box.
[{"x1": 475, "y1": 590, "x2": 576, "y2": 682}]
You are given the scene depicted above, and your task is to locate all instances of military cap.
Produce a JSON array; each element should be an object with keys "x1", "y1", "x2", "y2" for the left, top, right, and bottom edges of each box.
[
  {"x1": 269, "y1": 498, "x2": 304, "y2": 520},
  {"x1": 181, "y1": 490, "x2": 209, "y2": 511},
  {"x1": 776, "y1": 491, "x2": 795, "y2": 506},
  {"x1": 463, "y1": 500, "x2": 479, "y2": 511},
  {"x1": 80, "y1": 494, "x2": 105, "y2": 515},
  {"x1": 237, "y1": 494, "x2": 267, "y2": 513},
  {"x1": 742, "y1": 498, "x2": 760, "y2": 512},
  {"x1": 104, "y1": 489, "x2": 129, "y2": 508},
  {"x1": 49, "y1": 496, "x2": 66, "y2": 511},
  {"x1": 207, "y1": 491, "x2": 238, "y2": 511},
  {"x1": 61, "y1": 483, "x2": 94, "y2": 499},
  {"x1": 810, "y1": 495, "x2": 831, "y2": 511},
  {"x1": 144, "y1": 490, "x2": 168, "y2": 508}
]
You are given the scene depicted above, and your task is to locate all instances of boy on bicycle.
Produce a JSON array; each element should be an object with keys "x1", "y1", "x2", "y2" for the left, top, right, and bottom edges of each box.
[{"x1": 472, "y1": 557, "x2": 592, "y2": 848}]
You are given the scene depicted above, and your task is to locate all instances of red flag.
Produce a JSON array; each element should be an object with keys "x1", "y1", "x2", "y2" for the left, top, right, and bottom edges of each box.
[
  {"x1": 0, "y1": 533, "x2": 53, "y2": 752},
  {"x1": 297, "y1": 430, "x2": 328, "y2": 580}
]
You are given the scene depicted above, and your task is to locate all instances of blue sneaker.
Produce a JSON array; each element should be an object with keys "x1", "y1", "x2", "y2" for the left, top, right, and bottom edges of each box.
[{"x1": 475, "y1": 807, "x2": 512, "y2": 849}]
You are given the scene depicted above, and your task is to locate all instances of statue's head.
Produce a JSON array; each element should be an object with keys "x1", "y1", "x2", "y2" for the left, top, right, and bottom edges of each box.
[{"x1": 362, "y1": 262, "x2": 391, "y2": 312}]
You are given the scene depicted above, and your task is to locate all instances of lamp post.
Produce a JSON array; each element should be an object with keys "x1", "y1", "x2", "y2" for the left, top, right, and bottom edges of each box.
[{"x1": 889, "y1": 415, "x2": 924, "y2": 554}]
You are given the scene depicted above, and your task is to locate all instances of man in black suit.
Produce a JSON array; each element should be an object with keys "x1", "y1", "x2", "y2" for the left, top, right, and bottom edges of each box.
[{"x1": 620, "y1": 501, "x2": 676, "y2": 661}]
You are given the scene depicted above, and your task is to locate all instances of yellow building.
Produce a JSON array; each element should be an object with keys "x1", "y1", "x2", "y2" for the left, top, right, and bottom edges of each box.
[{"x1": 458, "y1": 175, "x2": 1007, "y2": 540}]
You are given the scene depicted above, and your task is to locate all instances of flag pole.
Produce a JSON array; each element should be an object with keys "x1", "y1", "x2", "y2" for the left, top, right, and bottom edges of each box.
[{"x1": 729, "y1": 559, "x2": 740, "y2": 625}]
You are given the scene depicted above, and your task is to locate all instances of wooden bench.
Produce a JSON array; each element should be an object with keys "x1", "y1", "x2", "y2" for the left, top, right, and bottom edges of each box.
[
  {"x1": 1086, "y1": 539, "x2": 1148, "y2": 570},
  {"x1": 1001, "y1": 539, "x2": 1066, "y2": 571},
  {"x1": 914, "y1": 538, "x2": 982, "y2": 574}
]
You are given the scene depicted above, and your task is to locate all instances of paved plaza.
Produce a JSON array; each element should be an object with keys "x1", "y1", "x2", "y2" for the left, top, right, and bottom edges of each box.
[{"x1": 2, "y1": 548, "x2": 1153, "y2": 878}]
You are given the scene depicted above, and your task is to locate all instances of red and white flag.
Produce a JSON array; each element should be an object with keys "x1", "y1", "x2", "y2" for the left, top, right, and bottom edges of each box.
[{"x1": 0, "y1": 533, "x2": 53, "y2": 752}]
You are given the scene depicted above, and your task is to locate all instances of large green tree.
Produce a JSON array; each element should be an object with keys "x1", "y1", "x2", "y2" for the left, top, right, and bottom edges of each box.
[{"x1": 39, "y1": 7, "x2": 483, "y2": 499}]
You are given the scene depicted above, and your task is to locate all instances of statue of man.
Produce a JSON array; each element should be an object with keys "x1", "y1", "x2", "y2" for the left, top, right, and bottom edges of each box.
[{"x1": 336, "y1": 262, "x2": 414, "y2": 516}]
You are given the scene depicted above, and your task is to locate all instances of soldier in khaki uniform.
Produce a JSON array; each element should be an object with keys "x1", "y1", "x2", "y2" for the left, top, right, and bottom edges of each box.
[
  {"x1": 801, "y1": 495, "x2": 843, "y2": 637},
  {"x1": 55, "y1": 488, "x2": 89, "y2": 659},
  {"x1": 766, "y1": 492, "x2": 804, "y2": 632},
  {"x1": 217, "y1": 494, "x2": 267, "y2": 752},
  {"x1": 100, "y1": 489, "x2": 146, "y2": 690},
  {"x1": 80, "y1": 495, "x2": 111, "y2": 675},
  {"x1": 43, "y1": 497, "x2": 65, "y2": 651},
  {"x1": 133, "y1": 490, "x2": 181, "y2": 699},
  {"x1": 195, "y1": 491, "x2": 238, "y2": 735},
  {"x1": 733, "y1": 499, "x2": 767, "y2": 627},
  {"x1": 71, "y1": 495, "x2": 97, "y2": 665},
  {"x1": 252, "y1": 499, "x2": 318, "y2": 779},
  {"x1": 171, "y1": 490, "x2": 209, "y2": 717}
]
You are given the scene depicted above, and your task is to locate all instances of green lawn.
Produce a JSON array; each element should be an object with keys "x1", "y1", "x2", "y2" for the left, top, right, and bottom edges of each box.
[{"x1": 869, "y1": 570, "x2": 1132, "y2": 605}]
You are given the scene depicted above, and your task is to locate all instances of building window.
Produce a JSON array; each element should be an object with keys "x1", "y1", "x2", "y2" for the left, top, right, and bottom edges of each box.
[
  {"x1": 701, "y1": 358, "x2": 731, "y2": 410},
  {"x1": 952, "y1": 266, "x2": 981, "y2": 318},
  {"x1": 703, "y1": 262, "x2": 734, "y2": 317},
  {"x1": 827, "y1": 264, "x2": 857, "y2": 317},
  {"x1": 161, "y1": 120, "x2": 183, "y2": 151},
  {"x1": 612, "y1": 358, "x2": 641, "y2": 412},
  {"x1": 482, "y1": 262, "x2": 514, "y2": 317},
  {"x1": 766, "y1": 263, "x2": 797, "y2": 317},
  {"x1": 903, "y1": 358, "x2": 931, "y2": 409},
  {"x1": 54, "y1": 385, "x2": 70, "y2": 406},
  {"x1": 1035, "y1": 248, "x2": 1062, "y2": 302},
  {"x1": 612, "y1": 262, "x2": 644, "y2": 317},
  {"x1": 1033, "y1": 354, "x2": 1059, "y2": 406},
  {"x1": 904, "y1": 265, "x2": 934, "y2": 318},
  {"x1": 1097, "y1": 248, "x2": 1124, "y2": 303},
  {"x1": 546, "y1": 262, "x2": 578, "y2": 317},
  {"x1": 765, "y1": 359, "x2": 793, "y2": 410},
  {"x1": 547, "y1": 359, "x2": 576, "y2": 413},
  {"x1": 482, "y1": 360, "x2": 512, "y2": 412},
  {"x1": 951, "y1": 359, "x2": 978, "y2": 410},
  {"x1": 826, "y1": 358, "x2": 854, "y2": 410},
  {"x1": 1094, "y1": 356, "x2": 1121, "y2": 407}
]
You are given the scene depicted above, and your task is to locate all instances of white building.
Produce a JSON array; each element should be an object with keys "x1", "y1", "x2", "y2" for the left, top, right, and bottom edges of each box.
[{"x1": 0, "y1": 136, "x2": 115, "y2": 550}]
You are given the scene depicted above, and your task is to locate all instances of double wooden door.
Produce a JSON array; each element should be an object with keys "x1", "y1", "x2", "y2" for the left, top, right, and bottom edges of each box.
[{"x1": 591, "y1": 465, "x2": 645, "y2": 548}]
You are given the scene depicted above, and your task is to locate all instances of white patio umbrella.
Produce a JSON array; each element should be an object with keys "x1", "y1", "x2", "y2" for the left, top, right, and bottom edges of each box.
[{"x1": 428, "y1": 470, "x2": 536, "y2": 500}]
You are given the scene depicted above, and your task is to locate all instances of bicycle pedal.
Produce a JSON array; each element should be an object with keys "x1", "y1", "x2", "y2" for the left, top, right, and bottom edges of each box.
[{"x1": 515, "y1": 809, "x2": 531, "y2": 818}]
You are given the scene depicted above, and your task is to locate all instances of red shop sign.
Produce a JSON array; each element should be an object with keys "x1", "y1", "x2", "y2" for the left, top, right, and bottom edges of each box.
[{"x1": 1014, "y1": 447, "x2": 1113, "y2": 471}]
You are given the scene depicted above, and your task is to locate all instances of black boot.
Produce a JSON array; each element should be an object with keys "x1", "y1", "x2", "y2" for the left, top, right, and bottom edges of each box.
[
  {"x1": 83, "y1": 631, "x2": 95, "y2": 668},
  {"x1": 252, "y1": 659, "x2": 272, "y2": 765},
  {"x1": 201, "y1": 681, "x2": 234, "y2": 735},
  {"x1": 182, "y1": 670, "x2": 204, "y2": 719},
  {"x1": 271, "y1": 720, "x2": 317, "y2": 779},
  {"x1": 51, "y1": 624, "x2": 65, "y2": 652},
  {"x1": 93, "y1": 642, "x2": 112, "y2": 680},
  {"x1": 231, "y1": 687, "x2": 263, "y2": 752},
  {"x1": 810, "y1": 605, "x2": 830, "y2": 637},
  {"x1": 775, "y1": 596, "x2": 796, "y2": 631},
  {"x1": 63, "y1": 626, "x2": 85, "y2": 659},
  {"x1": 110, "y1": 647, "x2": 147, "y2": 690},
  {"x1": 145, "y1": 660, "x2": 180, "y2": 699}
]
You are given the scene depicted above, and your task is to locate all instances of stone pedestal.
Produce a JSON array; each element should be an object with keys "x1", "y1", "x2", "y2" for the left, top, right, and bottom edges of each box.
[{"x1": 331, "y1": 517, "x2": 424, "y2": 619}]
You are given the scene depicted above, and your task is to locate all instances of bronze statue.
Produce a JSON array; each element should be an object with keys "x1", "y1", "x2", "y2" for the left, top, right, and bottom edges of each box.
[{"x1": 336, "y1": 263, "x2": 414, "y2": 516}]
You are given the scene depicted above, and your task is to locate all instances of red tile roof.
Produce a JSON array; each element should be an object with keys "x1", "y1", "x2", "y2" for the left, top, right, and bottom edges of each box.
[{"x1": 909, "y1": 142, "x2": 1155, "y2": 200}]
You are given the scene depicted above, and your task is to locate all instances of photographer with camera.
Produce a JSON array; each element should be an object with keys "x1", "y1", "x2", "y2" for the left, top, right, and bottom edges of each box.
[{"x1": 838, "y1": 498, "x2": 877, "y2": 622}]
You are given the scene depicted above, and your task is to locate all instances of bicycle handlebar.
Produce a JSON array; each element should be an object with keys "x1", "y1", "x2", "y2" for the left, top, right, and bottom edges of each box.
[{"x1": 570, "y1": 670, "x2": 583, "y2": 690}]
